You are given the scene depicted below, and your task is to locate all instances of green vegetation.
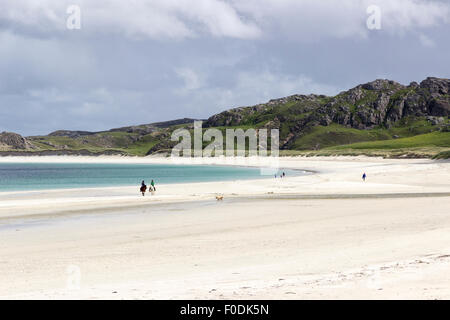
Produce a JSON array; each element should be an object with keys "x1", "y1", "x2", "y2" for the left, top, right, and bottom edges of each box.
[
  {"x1": 289, "y1": 118, "x2": 446, "y2": 151},
  {"x1": 290, "y1": 124, "x2": 391, "y2": 150},
  {"x1": 3, "y1": 77, "x2": 449, "y2": 159},
  {"x1": 281, "y1": 132, "x2": 450, "y2": 159},
  {"x1": 21, "y1": 117, "x2": 450, "y2": 158},
  {"x1": 121, "y1": 134, "x2": 163, "y2": 156},
  {"x1": 331, "y1": 131, "x2": 450, "y2": 150}
]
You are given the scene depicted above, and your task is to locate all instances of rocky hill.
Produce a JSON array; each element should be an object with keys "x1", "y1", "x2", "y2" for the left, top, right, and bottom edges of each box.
[
  {"x1": 205, "y1": 77, "x2": 449, "y2": 150},
  {"x1": 1, "y1": 77, "x2": 449, "y2": 158},
  {"x1": 0, "y1": 132, "x2": 36, "y2": 151}
]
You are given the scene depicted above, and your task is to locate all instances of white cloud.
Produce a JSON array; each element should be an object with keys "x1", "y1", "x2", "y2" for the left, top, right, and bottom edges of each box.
[
  {"x1": 232, "y1": 0, "x2": 450, "y2": 40},
  {"x1": 378, "y1": 0, "x2": 450, "y2": 30},
  {"x1": 1, "y1": 0, "x2": 447, "y2": 41},
  {"x1": 0, "y1": 0, "x2": 261, "y2": 40}
]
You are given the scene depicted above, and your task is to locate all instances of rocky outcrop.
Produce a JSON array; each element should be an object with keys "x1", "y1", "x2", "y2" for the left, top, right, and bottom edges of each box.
[
  {"x1": 206, "y1": 77, "x2": 449, "y2": 130},
  {"x1": 0, "y1": 132, "x2": 35, "y2": 150},
  {"x1": 205, "y1": 94, "x2": 324, "y2": 127},
  {"x1": 323, "y1": 78, "x2": 449, "y2": 129},
  {"x1": 202, "y1": 77, "x2": 449, "y2": 150}
]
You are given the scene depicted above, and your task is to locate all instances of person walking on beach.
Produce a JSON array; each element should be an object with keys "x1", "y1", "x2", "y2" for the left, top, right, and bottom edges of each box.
[
  {"x1": 140, "y1": 180, "x2": 147, "y2": 196},
  {"x1": 151, "y1": 179, "x2": 156, "y2": 191},
  {"x1": 362, "y1": 172, "x2": 367, "y2": 182}
]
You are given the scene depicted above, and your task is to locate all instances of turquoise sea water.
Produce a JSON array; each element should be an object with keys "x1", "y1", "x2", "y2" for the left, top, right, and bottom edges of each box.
[{"x1": 0, "y1": 163, "x2": 300, "y2": 192}]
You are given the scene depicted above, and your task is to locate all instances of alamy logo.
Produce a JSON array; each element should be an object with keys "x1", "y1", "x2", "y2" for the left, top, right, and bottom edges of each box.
[
  {"x1": 66, "y1": 5, "x2": 81, "y2": 30},
  {"x1": 171, "y1": 121, "x2": 279, "y2": 158},
  {"x1": 366, "y1": 5, "x2": 381, "y2": 30},
  {"x1": 170, "y1": 121, "x2": 280, "y2": 174}
]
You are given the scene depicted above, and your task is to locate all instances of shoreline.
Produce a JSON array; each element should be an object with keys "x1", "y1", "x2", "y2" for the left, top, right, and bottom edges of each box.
[
  {"x1": 0, "y1": 155, "x2": 310, "y2": 195},
  {"x1": 0, "y1": 156, "x2": 448, "y2": 221},
  {"x1": 1, "y1": 156, "x2": 450, "y2": 299},
  {"x1": 0, "y1": 158, "x2": 309, "y2": 195},
  {"x1": 0, "y1": 154, "x2": 393, "y2": 164}
]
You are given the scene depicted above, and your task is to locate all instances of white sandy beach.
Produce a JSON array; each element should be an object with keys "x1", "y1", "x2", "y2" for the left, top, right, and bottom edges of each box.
[{"x1": 0, "y1": 156, "x2": 449, "y2": 299}]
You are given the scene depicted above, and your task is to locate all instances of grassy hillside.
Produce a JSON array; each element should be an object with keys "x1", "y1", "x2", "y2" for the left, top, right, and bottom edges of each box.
[
  {"x1": 289, "y1": 118, "x2": 448, "y2": 150},
  {"x1": 2, "y1": 77, "x2": 449, "y2": 158},
  {"x1": 281, "y1": 131, "x2": 450, "y2": 158},
  {"x1": 332, "y1": 131, "x2": 450, "y2": 150},
  {"x1": 15, "y1": 115, "x2": 450, "y2": 158}
]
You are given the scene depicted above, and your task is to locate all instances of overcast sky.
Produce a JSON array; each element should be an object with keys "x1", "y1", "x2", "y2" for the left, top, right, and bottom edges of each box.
[{"x1": 0, "y1": 0, "x2": 449, "y2": 136}]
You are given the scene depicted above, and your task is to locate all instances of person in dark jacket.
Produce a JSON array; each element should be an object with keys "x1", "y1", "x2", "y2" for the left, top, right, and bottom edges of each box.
[{"x1": 140, "y1": 180, "x2": 147, "y2": 196}]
